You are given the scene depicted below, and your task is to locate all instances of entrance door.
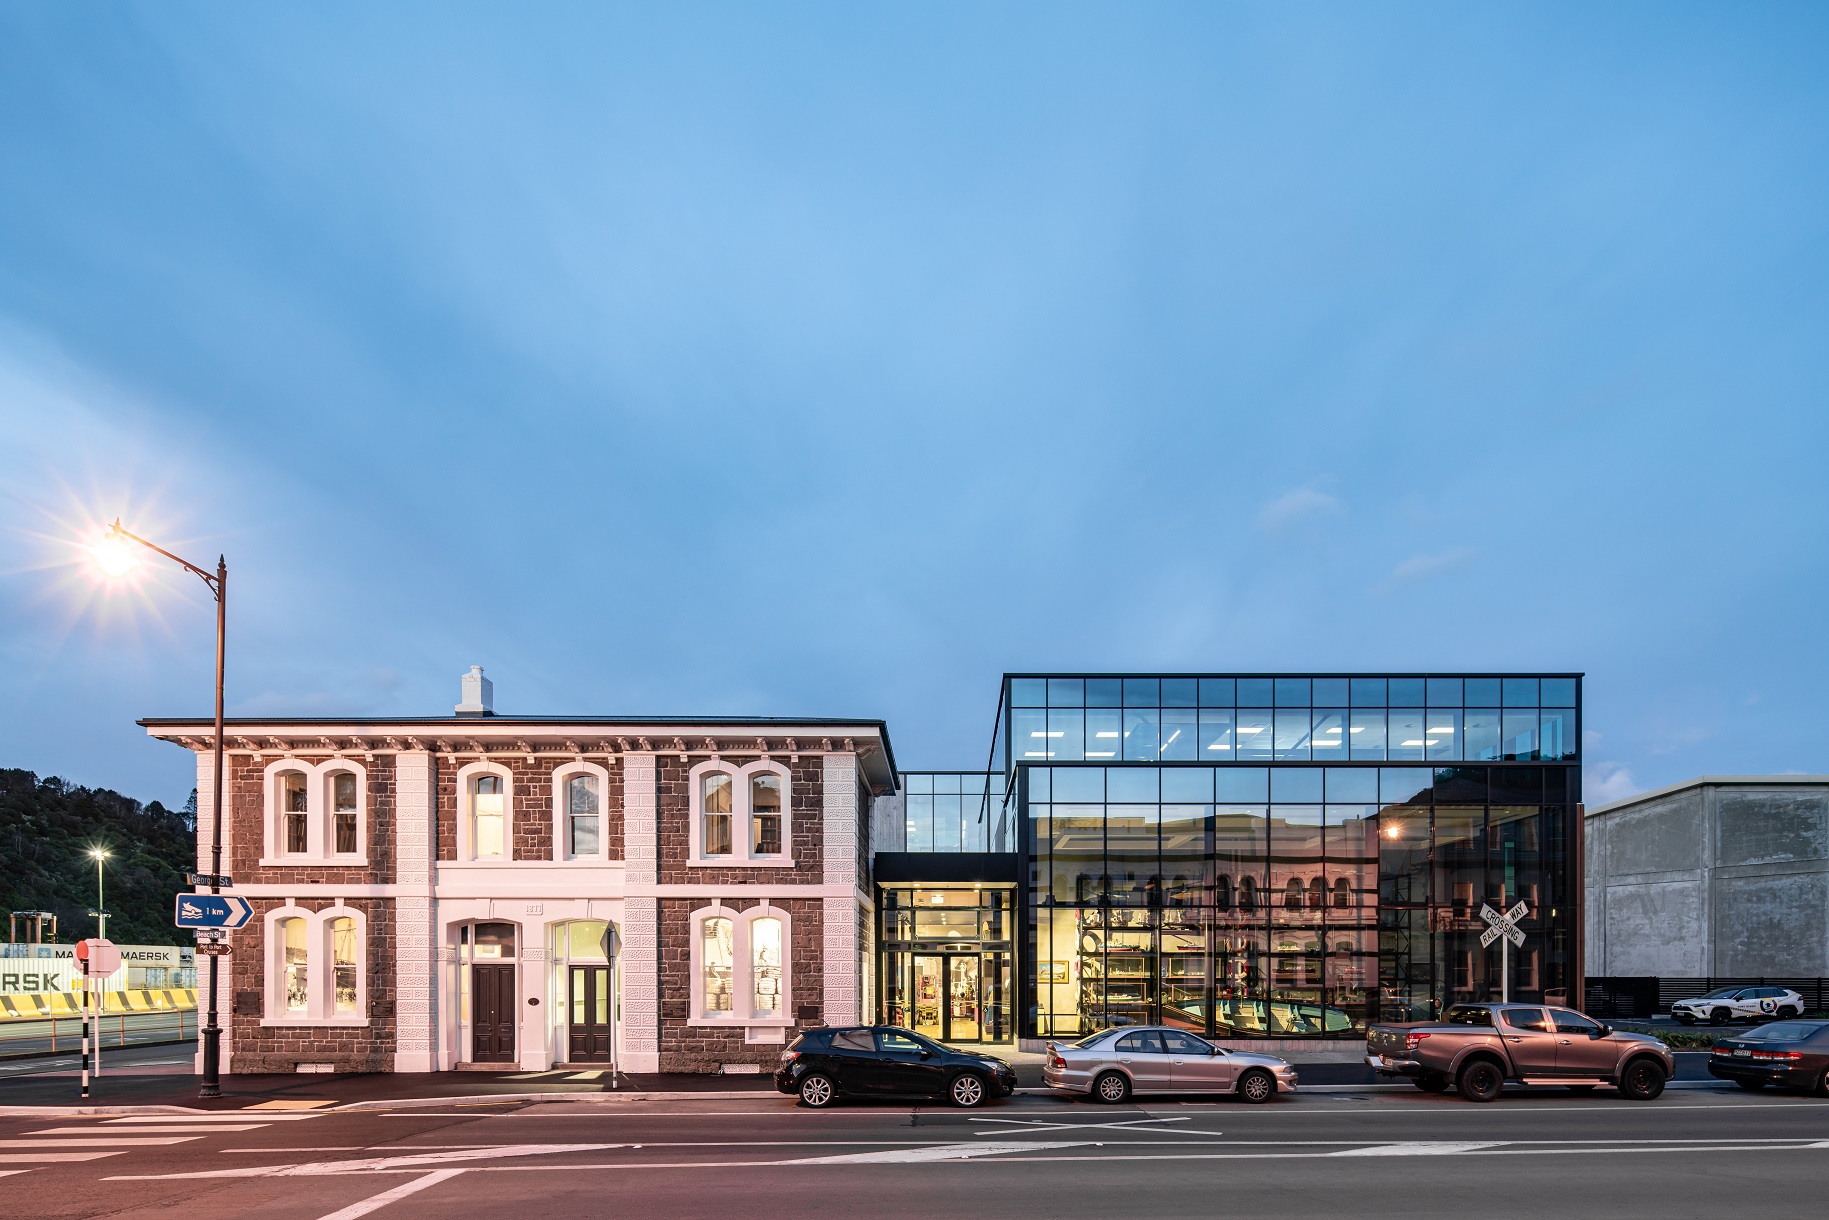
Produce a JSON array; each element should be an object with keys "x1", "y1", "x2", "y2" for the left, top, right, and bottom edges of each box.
[
  {"x1": 568, "y1": 966, "x2": 614, "y2": 1063},
  {"x1": 472, "y1": 964, "x2": 517, "y2": 1063},
  {"x1": 912, "y1": 956, "x2": 944, "y2": 1039},
  {"x1": 948, "y1": 956, "x2": 980, "y2": 1040}
]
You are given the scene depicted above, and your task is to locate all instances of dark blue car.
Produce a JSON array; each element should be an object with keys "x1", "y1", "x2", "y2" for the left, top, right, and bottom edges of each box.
[{"x1": 774, "y1": 1025, "x2": 1019, "y2": 1108}]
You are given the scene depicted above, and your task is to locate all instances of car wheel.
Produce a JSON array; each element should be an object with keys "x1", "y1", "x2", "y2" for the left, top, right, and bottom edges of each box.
[
  {"x1": 1236, "y1": 1069, "x2": 1275, "y2": 1104},
  {"x1": 797, "y1": 1073, "x2": 837, "y2": 1108},
  {"x1": 1815, "y1": 1070, "x2": 1829, "y2": 1099},
  {"x1": 1413, "y1": 1073, "x2": 1450, "y2": 1094},
  {"x1": 1092, "y1": 1070, "x2": 1131, "y2": 1104},
  {"x1": 1566, "y1": 1084, "x2": 1597, "y2": 1093},
  {"x1": 1457, "y1": 1060, "x2": 1504, "y2": 1103},
  {"x1": 1710, "y1": 1008, "x2": 1730, "y2": 1026},
  {"x1": 1777, "y1": 1007, "x2": 1799, "y2": 1020},
  {"x1": 1735, "y1": 1079, "x2": 1767, "y2": 1091},
  {"x1": 949, "y1": 1073, "x2": 988, "y2": 1108},
  {"x1": 1619, "y1": 1058, "x2": 1667, "y2": 1101}
]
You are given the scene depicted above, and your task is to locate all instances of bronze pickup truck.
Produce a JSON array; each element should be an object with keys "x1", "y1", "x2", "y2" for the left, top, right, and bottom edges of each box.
[{"x1": 1366, "y1": 1002, "x2": 1675, "y2": 1102}]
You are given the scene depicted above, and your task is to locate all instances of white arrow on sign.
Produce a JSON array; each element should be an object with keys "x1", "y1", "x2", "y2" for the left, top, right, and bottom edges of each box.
[{"x1": 1479, "y1": 902, "x2": 1530, "y2": 1001}]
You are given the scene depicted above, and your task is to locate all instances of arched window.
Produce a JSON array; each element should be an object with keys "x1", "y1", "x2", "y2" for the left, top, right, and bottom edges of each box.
[
  {"x1": 1308, "y1": 877, "x2": 1326, "y2": 909},
  {"x1": 1215, "y1": 875, "x2": 1233, "y2": 910},
  {"x1": 330, "y1": 917, "x2": 358, "y2": 1015},
  {"x1": 1333, "y1": 878, "x2": 1353, "y2": 909},
  {"x1": 280, "y1": 917, "x2": 308, "y2": 1012},
  {"x1": 472, "y1": 775, "x2": 505, "y2": 858},
  {"x1": 1284, "y1": 879, "x2": 1305, "y2": 909},
  {"x1": 566, "y1": 774, "x2": 600, "y2": 858},
  {"x1": 751, "y1": 774, "x2": 783, "y2": 856},
  {"x1": 702, "y1": 916, "x2": 734, "y2": 1014},
  {"x1": 702, "y1": 774, "x2": 734, "y2": 857},
  {"x1": 329, "y1": 772, "x2": 359, "y2": 855},
  {"x1": 751, "y1": 916, "x2": 783, "y2": 1018},
  {"x1": 1239, "y1": 876, "x2": 1258, "y2": 912},
  {"x1": 280, "y1": 772, "x2": 308, "y2": 855}
]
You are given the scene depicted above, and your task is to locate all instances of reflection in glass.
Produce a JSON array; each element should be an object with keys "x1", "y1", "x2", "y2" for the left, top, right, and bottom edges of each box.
[
  {"x1": 1464, "y1": 710, "x2": 1501, "y2": 760},
  {"x1": 701, "y1": 773, "x2": 732, "y2": 856},
  {"x1": 472, "y1": 775, "x2": 505, "y2": 859},
  {"x1": 1425, "y1": 710, "x2": 1461, "y2": 761},
  {"x1": 1311, "y1": 709, "x2": 1347, "y2": 755},
  {"x1": 752, "y1": 917, "x2": 783, "y2": 1018},
  {"x1": 1105, "y1": 805, "x2": 1159, "y2": 907},
  {"x1": 702, "y1": 917, "x2": 734, "y2": 1014},
  {"x1": 1350, "y1": 710, "x2": 1386, "y2": 760},
  {"x1": 1501, "y1": 711, "x2": 1539, "y2": 760},
  {"x1": 1085, "y1": 709, "x2": 1122, "y2": 759},
  {"x1": 1539, "y1": 708, "x2": 1576, "y2": 760},
  {"x1": 1236, "y1": 709, "x2": 1273, "y2": 761},
  {"x1": 1160, "y1": 804, "x2": 1210, "y2": 907},
  {"x1": 1051, "y1": 808, "x2": 1104, "y2": 904},
  {"x1": 331, "y1": 916, "x2": 358, "y2": 1014},
  {"x1": 1159, "y1": 708, "x2": 1197, "y2": 761},
  {"x1": 1048, "y1": 708, "x2": 1084, "y2": 761},
  {"x1": 1123, "y1": 709, "x2": 1160, "y2": 761},
  {"x1": 1013, "y1": 707, "x2": 1050, "y2": 759},
  {"x1": 281, "y1": 917, "x2": 308, "y2": 1012},
  {"x1": 1274, "y1": 709, "x2": 1312, "y2": 760},
  {"x1": 1387, "y1": 710, "x2": 1426, "y2": 761},
  {"x1": 567, "y1": 774, "x2": 600, "y2": 858}
]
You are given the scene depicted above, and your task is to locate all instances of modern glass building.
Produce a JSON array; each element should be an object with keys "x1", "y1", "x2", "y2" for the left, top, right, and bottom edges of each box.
[{"x1": 873, "y1": 673, "x2": 1583, "y2": 1047}]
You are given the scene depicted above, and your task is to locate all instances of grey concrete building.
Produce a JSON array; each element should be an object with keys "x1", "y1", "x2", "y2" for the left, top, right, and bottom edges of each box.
[{"x1": 1586, "y1": 777, "x2": 1829, "y2": 977}]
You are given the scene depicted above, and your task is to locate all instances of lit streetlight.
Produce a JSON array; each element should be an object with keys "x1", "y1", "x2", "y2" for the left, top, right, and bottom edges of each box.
[
  {"x1": 87, "y1": 847, "x2": 111, "y2": 940},
  {"x1": 91, "y1": 518, "x2": 228, "y2": 1100}
]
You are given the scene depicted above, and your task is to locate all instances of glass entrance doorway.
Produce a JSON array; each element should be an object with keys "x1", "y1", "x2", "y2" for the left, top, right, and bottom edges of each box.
[{"x1": 882, "y1": 886, "x2": 1014, "y2": 1044}]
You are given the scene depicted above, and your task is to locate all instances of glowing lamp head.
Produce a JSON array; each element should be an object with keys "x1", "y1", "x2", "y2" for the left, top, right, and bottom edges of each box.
[
  {"x1": 89, "y1": 847, "x2": 111, "y2": 861},
  {"x1": 90, "y1": 528, "x2": 139, "y2": 579}
]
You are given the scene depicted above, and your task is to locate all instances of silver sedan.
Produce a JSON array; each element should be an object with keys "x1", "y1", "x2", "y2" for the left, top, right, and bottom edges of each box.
[{"x1": 1044, "y1": 1026, "x2": 1299, "y2": 1103}]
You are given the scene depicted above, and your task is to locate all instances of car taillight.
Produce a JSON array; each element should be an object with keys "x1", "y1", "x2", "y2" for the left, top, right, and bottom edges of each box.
[
  {"x1": 1750, "y1": 1050, "x2": 1803, "y2": 1062},
  {"x1": 780, "y1": 1050, "x2": 799, "y2": 1062},
  {"x1": 1049, "y1": 1053, "x2": 1066, "y2": 1069},
  {"x1": 1405, "y1": 1032, "x2": 1431, "y2": 1053}
]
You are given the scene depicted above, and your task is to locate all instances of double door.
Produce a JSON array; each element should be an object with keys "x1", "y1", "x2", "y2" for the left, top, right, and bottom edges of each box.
[
  {"x1": 568, "y1": 966, "x2": 615, "y2": 1063},
  {"x1": 471, "y1": 964, "x2": 517, "y2": 1063},
  {"x1": 913, "y1": 954, "x2": 981, "y2": 1042}
]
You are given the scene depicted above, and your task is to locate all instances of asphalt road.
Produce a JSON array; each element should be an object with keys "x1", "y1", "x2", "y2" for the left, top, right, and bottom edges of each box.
[{"x1": 4, "y1": 1077, "x2": 1827, "y2": 1220}]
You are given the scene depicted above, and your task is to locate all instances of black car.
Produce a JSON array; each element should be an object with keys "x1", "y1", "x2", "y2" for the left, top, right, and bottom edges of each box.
[
  {"x1": 1707, "y1": 1019, "x2": 1829, "y2": 1094},
  {"x1": 774, "y1": 1025, "x2": 1019, "y2": 1108}
]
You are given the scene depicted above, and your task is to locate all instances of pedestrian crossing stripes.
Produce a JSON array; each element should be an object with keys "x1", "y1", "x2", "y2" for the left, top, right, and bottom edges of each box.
[{"x1": 0, "y1": 1107, "x2": 323, "y2": 1178}]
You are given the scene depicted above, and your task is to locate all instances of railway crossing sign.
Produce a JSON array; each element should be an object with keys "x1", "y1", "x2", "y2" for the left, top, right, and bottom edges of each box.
[
  {"x1": 1479, "y1": 901, "x2": 1528, "y2": 949},
  {"x1": 1479, "y1": 901, "x2": 1529, "y2": 1002}
]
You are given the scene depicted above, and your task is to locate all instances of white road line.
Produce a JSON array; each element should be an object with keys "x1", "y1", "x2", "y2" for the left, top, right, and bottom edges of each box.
[
  {"x1": 0, "y1": 1171, "x2": 29, "y2": 1177},
  {"x1": 312, "y1": 1169, "x2": 466, "y2": 1220},
  {"x1": 33, "y1": 1125, "x2": 268, "y2": 1134},
  {"x1": 972, "y1": 1117, "x2": 1192, "y2": 1134},
  {"x1": 107, "y1": 1114, "x2": 319, "y2": 1123},
  {"x1": 110, "y1": 1143, "x2": 625, "y2": 1180},
  {"x1": 787, "y1": 1142, "x2": 1092, "y2": 1164},
  {"x1": 1331, "y1": 1142, "x2": 1509, "y2": 1156},
  {"x1": 0, "y1": 1138, "x2": 200, "y2": 1147},
  {"x1": 0, "y1": 1152, "x2": 125, "y2": 1162}
]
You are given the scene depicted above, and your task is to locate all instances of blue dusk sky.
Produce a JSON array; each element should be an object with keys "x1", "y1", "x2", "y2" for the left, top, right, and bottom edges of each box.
[{"x1": 2, "y1": 3, "x2": 1826, "y2": 808}]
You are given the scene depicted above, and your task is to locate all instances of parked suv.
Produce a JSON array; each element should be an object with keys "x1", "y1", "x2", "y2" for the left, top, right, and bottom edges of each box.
[
  {"x1": 1366, "y1": 1002, "x2": 1674, "y2": 1102},
  {"x1": 1672, "y1": 986, "x2": 1804, "y2": 1026},
  {"x1": 775, "y1": 1026, "x2": 1018, "y2": 1108}
]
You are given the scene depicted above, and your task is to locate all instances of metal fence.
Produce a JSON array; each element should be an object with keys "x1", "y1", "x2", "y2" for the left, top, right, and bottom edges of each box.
[
  {"x1": 1585, "y1": 976, "x2": 1829, "y2": 1019},
  {"x1": 0, "y1": 1009, "x2": 197, "y2": 1058}
]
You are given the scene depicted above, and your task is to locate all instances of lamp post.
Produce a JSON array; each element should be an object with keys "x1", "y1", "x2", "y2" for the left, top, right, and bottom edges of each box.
[
  {"x1": 96, "y1": 519, "x2": 228, "y2": 1099},
  {"x1": 88, "y1": 848, "x2": 110, "y2": 940}
]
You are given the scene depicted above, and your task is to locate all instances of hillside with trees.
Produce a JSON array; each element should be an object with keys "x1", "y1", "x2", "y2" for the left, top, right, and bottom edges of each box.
[{"x1": 0, "y1": 769, "x2": 194, "y2": 948}]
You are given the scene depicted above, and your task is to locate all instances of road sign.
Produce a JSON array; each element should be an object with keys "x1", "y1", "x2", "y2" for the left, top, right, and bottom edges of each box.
[
  {"x1": 175, "y1": 894, "x2": 253, "y2": 930},
  {"x1": 195, "y1": 941, "x2": 231, "y2": 956},
  {"x1": 74, "y1": 938, "x2": 121, "y2": 976},
  {"x1": 1478, "y1": 902, "x2": 1530, "y2": 1002},
  {"x1": 187, "y1": 873, "x2": 233, "y2": 889}
]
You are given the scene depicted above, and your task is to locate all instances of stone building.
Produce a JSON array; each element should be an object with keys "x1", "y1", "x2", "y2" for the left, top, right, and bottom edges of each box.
[
  {"x1": 1586, "y1": 776, "x2": 1829, "y2": 977},
  {"x1": 142, "y1": 670, "x2": 894, "y2": 1074}
]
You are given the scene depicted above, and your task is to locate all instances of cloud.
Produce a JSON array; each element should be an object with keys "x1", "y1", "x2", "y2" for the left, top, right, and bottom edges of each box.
[
  {"x1": 1585, "y1": 762, "x2": 1639, "y2": 805},
  {"x1": 1255, "y1": 488, "x2": 1343, "y2": 531},
  {"x1": 1372, "y1": 547, "x2": 1479, "y2": 595}
]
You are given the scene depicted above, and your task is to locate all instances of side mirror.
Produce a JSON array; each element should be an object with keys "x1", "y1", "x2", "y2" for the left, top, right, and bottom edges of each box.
[
  {"x1": 1209, "y1": 1046, "x2": 1221, "y2": 1056},
  {"x1": 919, "y1": 1049, "x2": 933, "y2": 1059},
  {"x1": 1594, "y1": 1025, "x2": 1611, "y2": 1039}
]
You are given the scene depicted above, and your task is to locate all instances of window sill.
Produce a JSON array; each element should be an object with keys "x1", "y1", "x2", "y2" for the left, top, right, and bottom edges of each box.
[
  {"x1": 258, "y1": 1017, "x2": 372, "y2": 1028},
  {"x1": 258, "y1": 857, "x2": 371, "y2": 869},
  {"x1": 439, "y1": 859, "x2": 626, "y2": 868},
  {"x1": 687, "y1": 858, "x2": 796, "y2": 869},
  {"x1": 687, "y1": 1017, "x2": 796, "y2": 1028}
]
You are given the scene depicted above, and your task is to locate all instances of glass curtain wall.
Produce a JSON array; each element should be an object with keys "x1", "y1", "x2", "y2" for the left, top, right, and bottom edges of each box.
[
  {"x1": 881, "y1": 887, "x2": 1014, "y2": 1044},
  {"x1": 1023, "y1": 762, "x2": 1575, "y2": 1039},
  {"x1": 900, "y1": 772, "x2": 1012, "y2": 852}
]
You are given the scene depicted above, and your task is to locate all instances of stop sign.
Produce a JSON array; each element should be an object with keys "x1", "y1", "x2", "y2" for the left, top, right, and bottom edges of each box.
[{"x1": 74, "y1": 939, "x2": 122, "y2": 976}]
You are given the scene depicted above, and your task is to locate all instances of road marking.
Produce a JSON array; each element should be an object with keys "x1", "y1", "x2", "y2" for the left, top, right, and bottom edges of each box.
[
  {"x1": 972, "y1": 1117, "x2": 1193, "y2": 1135},
  {"x1": 312, "y1": 1168, "x2": 465, "y2": 1220},
  {"x1": 30, "y1": 1134, "x2": 267, "y2": 1141},
  {"x1": 787, "y1": 1142, "x2": 1092, "y2": 1164},
  {"x1": 111, "y1": 1143, "x2": 625, "y2": 1179},
  {"x1": 0, "y1": 1152, "x2": 125, "y2": 1162},
  {"x1": 250, "y1": 1100, "x2": 336, "y2": 1110},
  {"x1": 1331, "y1": 1142, "x2": 1508, "y2": 1156},
  {"x1": 105, "y1": 1113, "x2": 318, "y2": 1123},
  {"x1": 0, "y1": 1138, "x2": 200, "y2": 1147}
]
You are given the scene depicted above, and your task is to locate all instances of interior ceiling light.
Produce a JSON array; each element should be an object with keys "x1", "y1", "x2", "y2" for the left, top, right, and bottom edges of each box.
[
  {"x1": 1094, "y1": 731, "x2": 1119, "y2": 738},
  {"x1": 1030, "y1": 731, "x2": 1064, "y2": 738}
]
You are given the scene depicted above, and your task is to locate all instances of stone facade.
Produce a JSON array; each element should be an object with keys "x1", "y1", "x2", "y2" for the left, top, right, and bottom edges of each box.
[{"x1": 144, "y1": 714, "x2": 893, "y2": 1076}]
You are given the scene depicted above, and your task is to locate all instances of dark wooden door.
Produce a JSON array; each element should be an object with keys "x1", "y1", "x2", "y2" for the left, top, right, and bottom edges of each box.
[
  {"x1": 471, "y1": 964, "x2": 517, "y2": 1063},
  {"x1": 568, "y1": 966, "x2": 614, "y2": 1063}
]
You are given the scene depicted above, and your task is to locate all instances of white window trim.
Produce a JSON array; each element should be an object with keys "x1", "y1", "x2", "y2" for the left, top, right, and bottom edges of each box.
[
  {"x1": 260, "y1": 758, "x2": 369, "y2": 866},
  {"x1": 686, "y1": 759, "x2": 794, "y2": 868},
  {"x1": 551, "y1": 760, "x2": 613, "y2": 863},
  {"x1": 687, "y1": 902, "x2": 793, "y2": 1027},
  {"x1": 261, "y1": 903, "x2": 370, "y2": 1026},
  {"x1": 456, "y1": 760, "x2": 515, "y2": 863}
]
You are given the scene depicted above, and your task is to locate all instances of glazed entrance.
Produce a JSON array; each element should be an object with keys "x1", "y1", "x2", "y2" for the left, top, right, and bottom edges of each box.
[{"x1": 881, "y1": 887, "x2": 1014, "y2": 1045}]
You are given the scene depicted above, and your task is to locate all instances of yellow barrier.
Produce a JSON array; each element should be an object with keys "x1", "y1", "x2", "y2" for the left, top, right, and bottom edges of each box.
[{"x1": 0, "y1": 989, "x2": 197, "y2": 1020}]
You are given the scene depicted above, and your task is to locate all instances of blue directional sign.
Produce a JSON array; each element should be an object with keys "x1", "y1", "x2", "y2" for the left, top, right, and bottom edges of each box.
[{"x1": 175, "y1": 894, "x2": 253, "y2": 930}]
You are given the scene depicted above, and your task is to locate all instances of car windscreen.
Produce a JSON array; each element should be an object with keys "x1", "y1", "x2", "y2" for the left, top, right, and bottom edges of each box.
[
  {"x1": 1443, "y1": 1005, "x2": 1494, "y2": 1026},
  {"x1": 1740, "y1": 1022, "x2": 1824, "y2": 1042}
]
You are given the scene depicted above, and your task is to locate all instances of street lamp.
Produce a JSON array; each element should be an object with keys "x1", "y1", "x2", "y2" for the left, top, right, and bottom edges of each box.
[
  {"x1": 88, "y1": 847, "x2": 111, "y2": 940},
  {"x1": 94, "y1": 518, "x2": 228, "y2": 1099}
]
